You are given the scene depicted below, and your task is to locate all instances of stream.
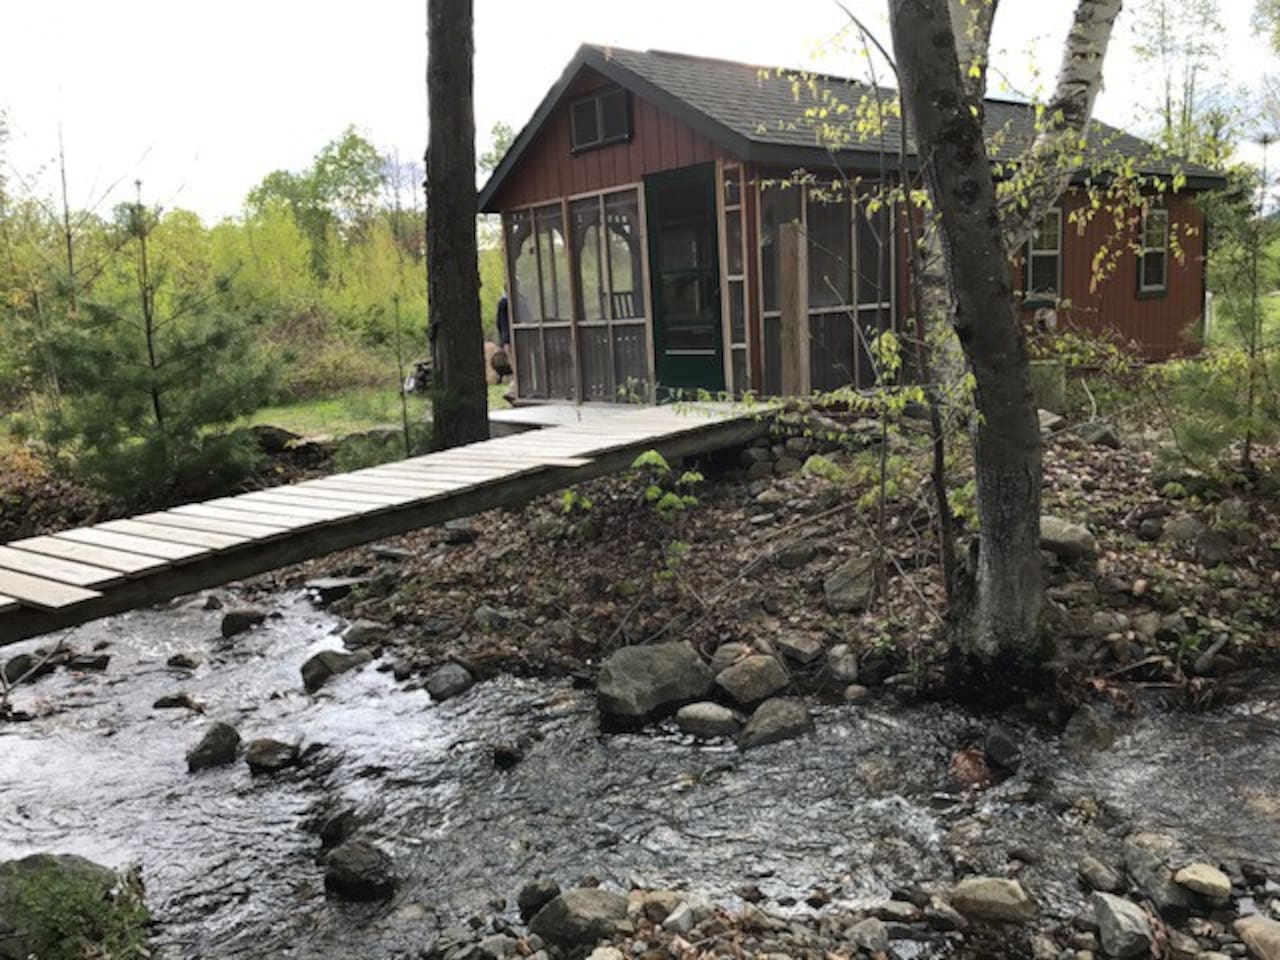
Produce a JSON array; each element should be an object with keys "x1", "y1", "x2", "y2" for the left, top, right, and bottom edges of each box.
[{"x1": 2, "y1": 593, "x2": 1279, "y2": 958}]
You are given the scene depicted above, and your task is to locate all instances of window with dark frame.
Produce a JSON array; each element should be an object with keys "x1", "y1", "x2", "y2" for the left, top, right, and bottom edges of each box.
[
  {"x1": 1022, "y1": 208, "x2": 1062, "y2": 303},
  {"x1": 1139, "y1": 206, "x2": 1169, "y2": 295},
  {"x1": 569, "y1": 86, "x2": 630, "y2": 152}
]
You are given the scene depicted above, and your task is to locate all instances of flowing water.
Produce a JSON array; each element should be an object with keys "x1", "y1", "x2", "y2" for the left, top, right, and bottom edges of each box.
[{"x1": 2, "y1": 594, "x2": 1279, "y2": 958}]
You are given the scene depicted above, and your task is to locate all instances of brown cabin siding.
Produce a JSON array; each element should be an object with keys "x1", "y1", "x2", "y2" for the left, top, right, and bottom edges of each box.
[
  {"x1": 490, "y1": 67, "x2": 733, "y2": 211},
  {"x1": 1023, "y1": 190, "x2": 1206, "y2": 358}
]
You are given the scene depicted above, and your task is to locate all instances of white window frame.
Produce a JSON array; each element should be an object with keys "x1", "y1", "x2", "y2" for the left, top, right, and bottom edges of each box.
[
  {"x1": 1139, "y1": 206, "x2": 1170, "y2": 295},
  {"x1": 1024, "y1": 207, "x2": 1063, "y2": 299}
]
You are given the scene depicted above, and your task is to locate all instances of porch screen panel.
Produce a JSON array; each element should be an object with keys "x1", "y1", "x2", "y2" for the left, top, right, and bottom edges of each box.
[
  {"x1": 579, "y1": 326, "x2": 612, "y2": 401},
  {"x1": 613, "y1": 323, "x2": 648, "y2": 399},
  {"x1": 606, "y1": 192, "x2": 645, "y2": 320},
  {"x1": 723, "y1": 165, "x2": 751, "y2": 395},
  {"x1": 571, "y1": 198, "x2": 607, "y2": 322},
  {"x1": 505, "y1": 210, "x2": 545, "y2": 397},
  {"x1": 544, "y1": 327, "x2": 575, "y2": 399},
  {"x1": 810, "y1": 312, "x2": 855, "y2": 393}
]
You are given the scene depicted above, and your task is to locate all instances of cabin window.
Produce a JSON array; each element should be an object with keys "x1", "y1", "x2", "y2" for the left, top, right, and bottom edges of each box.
[
  {"x1": 1022, "y1": 208, "x2": 1062, "y2": 302},
  {"x1": 1139, "y1": 207, "x2": 1169, "y2": 295},
  {"x1": 570, "y1": 86, "x2": 630, "y2": 152}
]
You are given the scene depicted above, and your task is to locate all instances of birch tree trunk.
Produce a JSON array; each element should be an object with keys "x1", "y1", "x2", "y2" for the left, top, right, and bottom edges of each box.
[
  {"x1": 426, "y1": 0, "x2": 490, "y2": 449},
  {"x1": 890, "y1": 0, "x2": 1044, "y2": 669}
]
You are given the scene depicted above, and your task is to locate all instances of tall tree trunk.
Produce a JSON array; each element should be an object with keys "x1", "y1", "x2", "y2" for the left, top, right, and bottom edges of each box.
[
  {"x1": 426, "y1": 0, "x2": 489, "y2": 449},
  {"x1": 889, "y1": 0, "x2": 1044, "y2": 671}
]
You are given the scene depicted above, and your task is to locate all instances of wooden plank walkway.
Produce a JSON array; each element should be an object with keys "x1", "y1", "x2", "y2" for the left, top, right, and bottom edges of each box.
[{"x1": 0, "y1": 403, "x2": 766, "y2": 644}]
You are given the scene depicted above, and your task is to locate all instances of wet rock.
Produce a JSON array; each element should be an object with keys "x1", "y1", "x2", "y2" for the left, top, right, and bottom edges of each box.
[
  {"x1": 848, "y1": 917, "x2": 889, "y2": 952},
  {"x1": 1039, "y1": 409, "x2": 1066, "y2": 433},
  {"x1": 738, "y1": 698, "x2": 813, "y2": 751},
  {"x1": 984, "y1": 726, "x2": 1023, "y2": 773},
  {"x1": 492, "y1": 741, "x2": 525, "y2": 770},
  {"x1": 245, "y1": 738, "x2": 299, "y2": 775},
  {"x1": 949, "y1": 876, "x2": 1037, "y2": 923},
  {"x1": 715, "y1": 655, "x2": 789, "y2": 707},
  {"x1": 316, "y1": 808, "x2": 362, "y2": 849},
  {"x1": 823, "y1": 557, "x2": 876, "y2": 614},
  {"x1": 477, "y1": 933, "x2": 518, "y2": 959},
  {"x1": 1079, "y1": 855, "x2": 1123, "y2": 893},
  {"x1": 221, "y1": 607, "x2": 267, "y2": 638},
  {"x1": 64, "y1": 653, "x2": 109, "y2": 672},
  {"x1": 826, "y1": 643, "x2": 859, "y2": 683},
  {"x1": 776, "y1": 633, "x2": 823, "y2": 664},
  {"x1": 1, "y1": 653, "x2": 52, "y2": 686},
  {"x1": 586, "y1": 948, "x2": 624, "y2": 960},
  {"x1": 1041, "y1": 515, "x2": 1098, "y2": 561},
  {"x1": 529, "y1": 888, "x2": 629, "y2": 946},
  {"x1": 301, "y1": 649, "x2": 373, "y2": 693},
  {"x1": 426, "y1": 663, "x2": 475, "y2": 702},
  {"x1": 1174, "y1": 863, "x2": 1231, "y2": 902},
  {"x1": 675, "y1": 702, "x2": 742, "y2": 738},
  {"x1": 774, "y1": 456, "x2": 802, "y2": 476},
  {"x1": 167, "y1": 652, "x2": 200, "y2": 670},
  {"x1": 1235, "y1": 915, "x2": 1280, "y2": 960},
  {"x1": 1123, "y1": 832, "x2": 1195, "y2": 916},
  {"x1": 1092, "y1": 893, "x2": 1152, "y2": 958},
  {"x1": 370, "y1": 543, "x2": 413, "y2": 563},
  {"x1": 925, "y1": 896, "x2": 968, "y2": 931},
  {"x1": 517, "y1": 878, "x2": 562, "y2": 923},
  {"x1": 1079, "y1": 420, "x2": 1122, "y2": 449},
  {"x1": 776, "y1": 541, "x2": 817, "y2": 570},
  {"x1": 1137, "y1": 516, "x2": 1164, "y2": 541},
  {"x1": 1063, "y1": 704, "x2": 1118, "y2": 757},
  {"x1": 642, "y1": 890, "x2": 684, "y2": 923},
  {"x1": 342, "y1": 620, "x2": 390, "y2": 649},
  {"x1": 324, "y1": 840, "x2": 396, "y2": 901},
  {"x1": 187, "y1": 722, "x2": 240, "y2": 772},
  {"x1": 305, "y1": 577, "x2": 368, "y2": 606},
  {"x1": 843, "y1": 683, "x2": 870, "y2": 703},
  {"x1": 597, "y1": 642, "x2": 713, "y2": 727},
  {"x1": 153, "y1": 692, "x2": 203, "y2": 712},
  {"x1": 0, "y1": 853, "x2": 119, "y2": 959}
]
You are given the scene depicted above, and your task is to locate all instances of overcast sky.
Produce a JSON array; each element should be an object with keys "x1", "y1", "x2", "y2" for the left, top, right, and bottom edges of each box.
[{"x1": 0, "y1": 0, "x2": 1270, "y2": 222}]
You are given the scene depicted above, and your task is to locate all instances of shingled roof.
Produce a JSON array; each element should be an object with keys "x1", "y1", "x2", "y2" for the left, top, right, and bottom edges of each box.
[{"x1": 478, "y1": 44, "x2": 1225, "y2": 212}]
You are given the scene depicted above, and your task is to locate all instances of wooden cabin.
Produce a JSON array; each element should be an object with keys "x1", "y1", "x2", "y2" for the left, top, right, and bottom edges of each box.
[{"x1": 478, "y1": 45, "x2": 1225, "y2": 403}]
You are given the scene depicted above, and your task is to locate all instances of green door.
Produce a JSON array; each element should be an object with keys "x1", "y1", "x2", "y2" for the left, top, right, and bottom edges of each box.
[{"x1": 645, "y1": 164, "x2": 725, "y2": 399}]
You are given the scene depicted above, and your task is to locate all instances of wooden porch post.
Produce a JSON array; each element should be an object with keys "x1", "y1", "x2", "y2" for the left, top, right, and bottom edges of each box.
[{"x1": 779, "y1": 221, "x2": 809, "y2": 397}]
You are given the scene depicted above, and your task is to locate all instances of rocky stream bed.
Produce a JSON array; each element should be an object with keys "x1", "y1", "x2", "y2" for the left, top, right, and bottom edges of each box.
[{"x1": 2, "y1": 588, "x2": 1280, "y2": 959}]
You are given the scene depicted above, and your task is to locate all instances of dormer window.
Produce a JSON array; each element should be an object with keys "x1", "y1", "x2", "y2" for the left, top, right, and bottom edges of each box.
[{"x1": 570, "y1": 86, "x2": 630, "y2": 152}]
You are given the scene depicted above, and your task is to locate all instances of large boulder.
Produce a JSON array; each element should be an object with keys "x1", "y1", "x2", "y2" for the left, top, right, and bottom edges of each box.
[
  {"x1": 823, "y1": 558, "x2": 876, "y2": 614},
  {"x1": 675, "y1": 702, "x2": 742, "y2": 739},
  {"x1": 949, "y1": 877, "x2": 1037, "y2": 923},
  {"x1": 245, "y1": 738, "x2": 300, "y2": 775},
  {"x1": 1235, "y1": 915, "x2": 1280, "y2": 960},
  {"x1": 221, "y1": 607, "x2": 267, "y2": 639},
  {"x1": 517, "y1": 878, "x2": 562, "y2": 923},
  {"x1": 597, "y1": 642, "x2": 713, "y2": 726},
  {"x1": 0, "y1": 854, "x2": 121, "y2": 960},
  {"x1": 426, "y1": 663, "x2": 475, "y2": 702},
  {"x1": 301, "y1": 649, "x2": 373, "y2": 693},
  {"x1": 1092, "y1": 893, "x2": 1152, "y2": 958},
  {"x1": 738, "y1": 698, "x2": 813, "y2": 751},
  {"x1": 1173, "y1": 862, "x2": 1231, "y2": 903},
  {"x1": 1122, "y1": 832, "x2": 1195, "y2": 916},
  {"x1": 529, "y1": 888, "x2": 629, "y2": 945},
  {"x1": 324, "y1": 840, "x2": 396, "y2": 901},
  {"x1": 1040, "y1": 515, "x2": 1098, "y2": 561},
  {"x1": 715, "y1": 655, "x2": 789, "y2": 707},
  {"x1": 186, "y1": 722, "x2": 240, "y2": 772}
]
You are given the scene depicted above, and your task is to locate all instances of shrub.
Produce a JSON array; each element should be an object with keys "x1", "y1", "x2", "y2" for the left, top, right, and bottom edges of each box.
[{"x1": 2, "y1": 858, "x2": 150, "y2": 960}]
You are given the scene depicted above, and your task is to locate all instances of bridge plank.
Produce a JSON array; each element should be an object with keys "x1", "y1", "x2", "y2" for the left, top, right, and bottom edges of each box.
[
  {"x1": 322, "y1": 473, "x2": 462, "y2": 495},
  {"x1": 0, "y1": 595, "x2": 16, "y2": 613},
  {"x1": 174, "y1": 503, "x2": 321, "y2": 530},
  {"x1": 99, "y1": 519, "x2": 249, "y2": 551},
  {"x1": 0, "y1": 546, "x2": 123, "y2": 588},
  {"x1": 246, "y1": 490, "x2": 384, "y2": 514},
  {"x1": 55, "y1": 528, "x2": 208, "y2": 562},
  {"x1": 0, "y1": 568, "x2": 101, "y2": 610},
  {"x1": 136, "y1": 511, "x2": 290, "y2": 540},
  {"x1": 219, "y1": 495, "x2": 346, "y2": 521},
  {"x1": 293, "y1": 483, "x2": 412, "y2": 505},
  {"x1": 8, "y1": 536, "x2": 171, "y2": 576}
]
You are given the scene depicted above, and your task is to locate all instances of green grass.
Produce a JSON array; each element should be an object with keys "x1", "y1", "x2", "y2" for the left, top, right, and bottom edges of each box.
[{"x1": 249, "y1": 384, "x2": 512, "y2": 438}]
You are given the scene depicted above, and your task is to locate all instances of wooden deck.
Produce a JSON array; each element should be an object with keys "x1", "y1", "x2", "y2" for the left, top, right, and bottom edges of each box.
[{"x1": 0, "y1": 404, "x2": 766, "y2": 645}]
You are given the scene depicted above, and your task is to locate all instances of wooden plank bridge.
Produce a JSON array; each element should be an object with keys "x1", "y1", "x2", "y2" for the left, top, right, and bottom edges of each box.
[{"x1": 0, "y1": 404, "x2": 766, "y2": 645}]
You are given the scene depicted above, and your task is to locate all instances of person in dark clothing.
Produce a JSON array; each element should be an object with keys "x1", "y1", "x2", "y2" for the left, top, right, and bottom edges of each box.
[{"x1": 496, "y1": 289, "x2": 511, "y2": 348}]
